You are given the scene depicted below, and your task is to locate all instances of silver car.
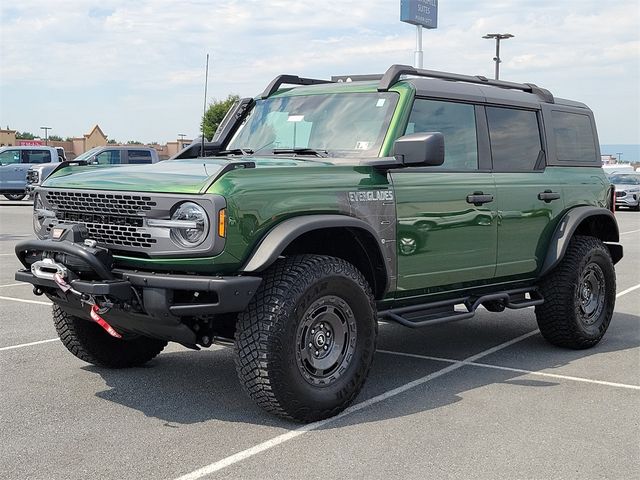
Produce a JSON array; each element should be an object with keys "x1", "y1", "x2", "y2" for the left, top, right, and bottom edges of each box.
[{"x1": 610, "y1": 173, "x2": 640, "y2": 211}]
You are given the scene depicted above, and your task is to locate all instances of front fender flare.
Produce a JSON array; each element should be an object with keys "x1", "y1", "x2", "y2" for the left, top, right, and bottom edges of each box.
[{"x1": 240, "y1": 214, "x2": 389, "y2": 286}]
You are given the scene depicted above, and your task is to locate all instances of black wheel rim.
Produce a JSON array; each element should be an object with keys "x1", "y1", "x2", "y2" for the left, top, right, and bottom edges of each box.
[
  {"x1": 577, "y1": 262, "x2": 606, "y2": 326},
  {"x1": 295, "y1": 295, "x2": 357, "y2": 386}
]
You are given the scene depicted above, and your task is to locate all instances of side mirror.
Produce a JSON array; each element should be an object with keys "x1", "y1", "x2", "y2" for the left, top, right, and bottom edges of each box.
[{"x1": 393, "y1": 132, "x2": 444, "y2": 167}]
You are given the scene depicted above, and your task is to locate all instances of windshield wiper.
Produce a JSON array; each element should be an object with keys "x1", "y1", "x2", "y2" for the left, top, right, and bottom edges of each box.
[
  {"x1": 271, "y1": 148, "x2": 329, "y2": 158},
  {"x1": 214, "y1": 148, "x2": 254, "y2": 156}
]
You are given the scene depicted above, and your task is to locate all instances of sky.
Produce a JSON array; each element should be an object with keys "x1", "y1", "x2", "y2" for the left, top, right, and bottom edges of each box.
[{"x1": 1, "y1": 0, "x2": 638, "y2": 145}]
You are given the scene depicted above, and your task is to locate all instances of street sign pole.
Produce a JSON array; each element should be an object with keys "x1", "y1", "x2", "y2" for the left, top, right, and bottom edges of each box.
[
  {"x1": 401, "y1": 0, "x2": 437, "y2": 70},
  {"x1": 415, "y1": 25, "x2": 423, "y2": 69}
]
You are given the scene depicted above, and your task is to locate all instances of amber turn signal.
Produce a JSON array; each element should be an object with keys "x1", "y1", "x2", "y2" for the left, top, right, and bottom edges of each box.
[{"x1": 218, "y1": 209, "x2": 226, "y2": 237}]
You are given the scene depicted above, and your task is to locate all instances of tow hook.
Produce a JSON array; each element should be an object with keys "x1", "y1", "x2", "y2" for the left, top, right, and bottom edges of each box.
[{"x1": 90, "y1": 305, "x2": 122, "y2": 339}]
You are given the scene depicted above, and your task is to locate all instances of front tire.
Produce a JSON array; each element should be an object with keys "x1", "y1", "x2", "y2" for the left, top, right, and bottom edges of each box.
[
  {"x1": 535, "y1": 235, "x2": 616, "y2": 349},
  {"x1": 234, "y1": 255, "x2": 377, "y2": 422},
  {"x1": 53, "y1": 305, "x2": 167, "y2": 368},
  {"x1": 4, "y1": 193, "x2": 26, "y2": 201}
]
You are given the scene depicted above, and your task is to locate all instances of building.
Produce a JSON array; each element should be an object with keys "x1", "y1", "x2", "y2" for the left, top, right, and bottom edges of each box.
[
  {"x1": 71, "y1": 124, "x2": 108, "y2": 156},
  {"x1": 0, "y1": 128, "x2": 17, "y2": 146}
]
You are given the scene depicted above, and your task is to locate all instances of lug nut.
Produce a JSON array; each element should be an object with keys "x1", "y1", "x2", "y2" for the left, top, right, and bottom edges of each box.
[
  {"x1": 311, "y1": 329, "x2": 315, "y2": 334},
  {"x1": 323, "y1": 345, "x2": 328, "y2": 350},
  {"x1": 319, "y1": 323, "x2": 324, "y2": 329},
  {"x1": 315, "y1": 350, "x2": 319, "y2": 356},
  {"x1": 326, "y1": 331, "x2": 331, "y2": 337},
  {"x1": 309, "y1": 342, "x2": 313, "y2": 348}
]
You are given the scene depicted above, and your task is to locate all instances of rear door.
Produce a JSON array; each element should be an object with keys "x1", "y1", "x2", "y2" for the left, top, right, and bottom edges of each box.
[
  {"x1": 391, "y1": 98, "x2": 497, "y2": 297},
  {"x1": 487, "y1": 106, "x2": 565, "y2": 279},
  {"x1": 95, "y1": 149, "x2": 123, "y2": 165}
]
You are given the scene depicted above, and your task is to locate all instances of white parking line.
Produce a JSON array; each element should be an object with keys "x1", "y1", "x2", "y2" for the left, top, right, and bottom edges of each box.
[
  {"x1": 377, "y1": 350, "x2": 640, "y2": 390},
  {"x1": 620, "y1": 229, "x2": 640, "y2": 236},
  {"x1": 0, "y1": 253, "x2": 17, "y2": 256},
  {"x1": 0, "y1": 338, "x2": 59, "y2": 352},
  {"x1": 617, "y1": 283, "x2": 640, "y2": 298},
  {"x1": 173, "y1": 330, "x2": 539, "y2": 480},
  {"x1": 0, "y1": 295, "x2": 51, "y2": 306},
  {"x1": 0, "y1": 283, "x2": 29, "y2": 288}
]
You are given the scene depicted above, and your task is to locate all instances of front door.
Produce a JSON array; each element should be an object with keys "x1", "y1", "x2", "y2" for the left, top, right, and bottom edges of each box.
[
  {"x1": 392, "y1": 99, "x2": 497, "y2": 298},
  {"x1": 0, "y1": 149, "x2": 23, "y2": 191}
]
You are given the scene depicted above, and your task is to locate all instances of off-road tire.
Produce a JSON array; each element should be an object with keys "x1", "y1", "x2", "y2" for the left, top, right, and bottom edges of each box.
[
  {"x1": 4, "y1": 193, "x2": 26, "y2": 201},
  {"x1": 535, "y1": 235, "x2": 616, "y2": 349},
  {"x1": 53, "y1": 305, "x2": 167, "y2": 368},
  {"x1": 234, "y1": 255, "x2": 377, "y2": 422}
]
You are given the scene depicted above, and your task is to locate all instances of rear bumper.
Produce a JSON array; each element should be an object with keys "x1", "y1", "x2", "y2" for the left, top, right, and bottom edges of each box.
[{"x1": 14, "y1": 237, "x2": 261, "y2": 345}]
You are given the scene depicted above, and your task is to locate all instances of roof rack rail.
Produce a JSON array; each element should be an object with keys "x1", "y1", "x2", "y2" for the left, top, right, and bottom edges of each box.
[
  {"x1": 331, "y1": 74, "x2": 385, "y2": 82},
  {"x1": 377, "y1": 64, "x2": 554, "y2": 103},
  {"x1": 260, "y1": 75, "x2": 333, "y2": 99}
]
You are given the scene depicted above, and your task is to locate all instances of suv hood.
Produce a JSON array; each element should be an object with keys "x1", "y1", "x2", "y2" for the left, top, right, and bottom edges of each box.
[{"x1": 42, "y1": 157, "x2": 330, "y2": 194}]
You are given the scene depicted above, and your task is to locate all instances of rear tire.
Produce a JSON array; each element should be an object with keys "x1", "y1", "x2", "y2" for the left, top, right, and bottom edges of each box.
[
  {"x1": 53, "y1": 305, "x2": 167, "y2": 368},
  {"x1": 535, "y1": 235, "x2": 616, "y2": 349},
  {"x1": 234, "y1": 255, "x2": 377, "y2": 422},
  {"x1": 4, "y1": 193, "x2": 26, "y2": 201}
]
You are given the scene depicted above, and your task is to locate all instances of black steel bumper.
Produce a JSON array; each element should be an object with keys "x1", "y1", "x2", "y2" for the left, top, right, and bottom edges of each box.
[{"x1": 15, "y1": 238, "x2": 261, "y2": 344}]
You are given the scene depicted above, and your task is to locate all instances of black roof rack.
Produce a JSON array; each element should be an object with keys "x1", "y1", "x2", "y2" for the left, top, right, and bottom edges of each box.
[
  {"x1": 331, "y1": 74, "x2": 385, "y2": 82},
  {"x1": 377, "y1": 64, "x2": 554, "y2": 103},
  {"x1": 260, "y1": 74, "x2": 333, "y2": 99}
]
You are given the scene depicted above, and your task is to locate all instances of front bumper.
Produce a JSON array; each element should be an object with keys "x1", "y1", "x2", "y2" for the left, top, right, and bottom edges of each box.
[
  {"x1": 15, "y1": 237, "x2": 261, "y2": 345},
  {"x1": 615, "y1": 191, "x2": 640, "y2": 207}
]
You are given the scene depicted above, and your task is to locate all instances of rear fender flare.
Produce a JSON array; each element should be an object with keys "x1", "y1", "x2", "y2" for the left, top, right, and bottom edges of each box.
[{"x1": 539, "y1": 206, "x2": 622, "y2": 277}]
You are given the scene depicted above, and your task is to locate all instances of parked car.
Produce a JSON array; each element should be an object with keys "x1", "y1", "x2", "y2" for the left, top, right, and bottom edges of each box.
[
  {"x1": 26, "y1": 146, "x2": 159, "y2": 195},
  {"x1": 609, "y1": 173, "x2": 640, "y2": 210},
  {"x1": 15, "y1": 64, "x2": 623, "y2": 422},
  {"x1": 0, "y1": 146, "x2": 61, "y2": 200}
]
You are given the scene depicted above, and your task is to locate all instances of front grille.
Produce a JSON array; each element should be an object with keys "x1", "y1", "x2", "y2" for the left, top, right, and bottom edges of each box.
[
  {"x1": 45, "y1": 190, "x2": 157, "y2": 216},
  {"x1": 615, "y1": 191, "x2": 625, "y2": 197},
  {"x1": 51, "y1": 211, "x2": 157, "y2": 248},
  {"x1": 27, "y1": 170, "x2": 39, "y2": 184}
]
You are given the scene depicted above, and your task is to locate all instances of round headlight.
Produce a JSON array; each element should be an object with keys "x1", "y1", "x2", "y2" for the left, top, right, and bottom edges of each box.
[{"x1": 170, "y1": 202, "x2": 209, "y2": 247}]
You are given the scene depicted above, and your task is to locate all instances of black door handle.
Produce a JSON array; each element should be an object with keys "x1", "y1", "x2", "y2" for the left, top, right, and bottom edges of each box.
[
  {"x1": 466, "y1": 192, "x2": 494, "y2": 206},
  {"x1": 538, "y1": 190, "x2": 561, "y2": 203}
]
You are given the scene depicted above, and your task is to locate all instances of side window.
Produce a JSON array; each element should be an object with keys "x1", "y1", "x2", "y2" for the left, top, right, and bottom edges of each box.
[
  {"x1": 551, "y1": 111, "x2": 598, "y2": 163},
  {"x1": 95, "y1": 150, "x2": 123, "y2": 165},
  {"x1": 0, "y1": 150, "x2": 21, "y2": 164},
  {"x1": 405, "y1": 99, "x2": 478, "y2": 170},
  {"x1": 486, "y1": 107, "x2": 542, "y2": 171},
  {"x1": 24, "y1": 150, "x2": 52, "y2": 163},
  {"x1": 127, "y1": 150, "x2": 153, "y2": 164}
]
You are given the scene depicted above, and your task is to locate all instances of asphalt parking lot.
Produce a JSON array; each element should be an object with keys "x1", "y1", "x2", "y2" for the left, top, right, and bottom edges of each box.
[{"x1": 1, "y1": 199, "x2": 639, "y2": 480}]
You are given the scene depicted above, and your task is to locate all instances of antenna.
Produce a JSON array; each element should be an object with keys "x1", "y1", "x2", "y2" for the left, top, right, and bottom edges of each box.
[{"x1": 201, "y1": 53, "x2": 210, "y2": 158}]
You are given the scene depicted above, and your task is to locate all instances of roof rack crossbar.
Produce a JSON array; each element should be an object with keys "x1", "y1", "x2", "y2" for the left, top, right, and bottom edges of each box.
[
  {"x1": 378, "y1": 64, "x2": 554, "y2": 103},
  {"x1": 260, "y1": 75, "x2": 334, "y2": 99}
]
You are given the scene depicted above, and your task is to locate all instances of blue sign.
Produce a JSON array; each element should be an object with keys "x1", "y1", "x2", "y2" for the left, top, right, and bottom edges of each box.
[{"x1": 400, "y1": 0, "x2": 438, "y2": 29}]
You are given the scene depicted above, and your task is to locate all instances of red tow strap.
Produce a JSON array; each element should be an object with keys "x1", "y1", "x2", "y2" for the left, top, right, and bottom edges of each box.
[{"x1": 90, "y1": 305, "x2": 122, "y2": 339}]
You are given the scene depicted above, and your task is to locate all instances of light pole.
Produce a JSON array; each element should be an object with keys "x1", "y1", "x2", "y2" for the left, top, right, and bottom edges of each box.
[
  {"x1": 178, "y1": 133, "x2": 187, "y2": 149},
  {"x1": 40, "y1": 126, "x2": 52, "y2": 145},
  {"x1": 616, "y1": 152, "x2": 623, "y2": 163},
  {"x1": 482, "y1": 33, "x2": 514, "y2": 80}
]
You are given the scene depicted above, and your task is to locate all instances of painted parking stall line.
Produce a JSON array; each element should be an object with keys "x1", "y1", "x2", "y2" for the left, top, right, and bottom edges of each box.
[
  {"x1": 173, "y1": 330, "x2": 539, "y2": 480},
  {"x1": 0, "y1": 338, "x2": 59, "y2": 352},
  {"x1": 0, "y1": 295, "x2": 51, "y2": 306}
]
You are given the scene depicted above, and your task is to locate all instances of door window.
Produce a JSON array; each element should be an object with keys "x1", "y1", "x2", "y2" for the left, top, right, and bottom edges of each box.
[
  {"x1": 486, "y1": 107, "x2": 543, "y2": 171},
  {"x1": 405, "y1": 99, "x2": 478, "y2": 170},
  {"x1": 0, "y1": 150, "x2": 21, "y2": 165},
  {"x1": 95, "y1": 150, "x2": 123, "y2": 164},
  {"x1": 128, "y1": 150, "x2": 153, "y2": 164}
]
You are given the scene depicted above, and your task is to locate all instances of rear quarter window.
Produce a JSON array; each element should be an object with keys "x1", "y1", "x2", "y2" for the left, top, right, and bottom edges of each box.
[
  {"x1": 128, "y1": 150, "x2": 153, "y2": 164},
  {"x1": 551, "y1": 111, "x2": 598, "y2": 163}
]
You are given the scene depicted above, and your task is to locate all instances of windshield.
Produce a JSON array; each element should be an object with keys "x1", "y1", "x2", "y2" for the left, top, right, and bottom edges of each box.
[
  {"x1": 227, "y1": 92, "x2": 398, "y2": 158},
  {"x1": 74, "y1": 147, "x2": 103, "y2": 161},
  {"x1": 610, "y1": 174, "x2": 640, "y2": 185}
]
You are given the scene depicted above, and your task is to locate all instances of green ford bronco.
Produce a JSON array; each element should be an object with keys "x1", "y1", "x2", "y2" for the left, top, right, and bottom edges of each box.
[{"x1": 16, "y1": 65, "x2": 623, "y2": 422}]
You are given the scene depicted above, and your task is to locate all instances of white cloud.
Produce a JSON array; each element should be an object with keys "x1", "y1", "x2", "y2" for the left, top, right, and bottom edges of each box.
[{"x1": 0, "y1": 0, "x2": 638, "y2": 143}]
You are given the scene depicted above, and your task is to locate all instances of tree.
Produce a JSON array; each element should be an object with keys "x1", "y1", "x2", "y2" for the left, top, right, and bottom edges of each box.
[
  {"x1": 126, "y1": 140, "x2": 142, "y2": 145},
  {"x1": 201, "y1": 94, "x2": 239, "y2": 140},
  {"x1": 107, "y1": 139, "x2": 118, "y2": 144},
  {"x1": 16, "y1": 131, "x2": 36, "y2": 140},
  {"x1": 49, "y1": 135, "x2": 63, "y2": 141}
]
